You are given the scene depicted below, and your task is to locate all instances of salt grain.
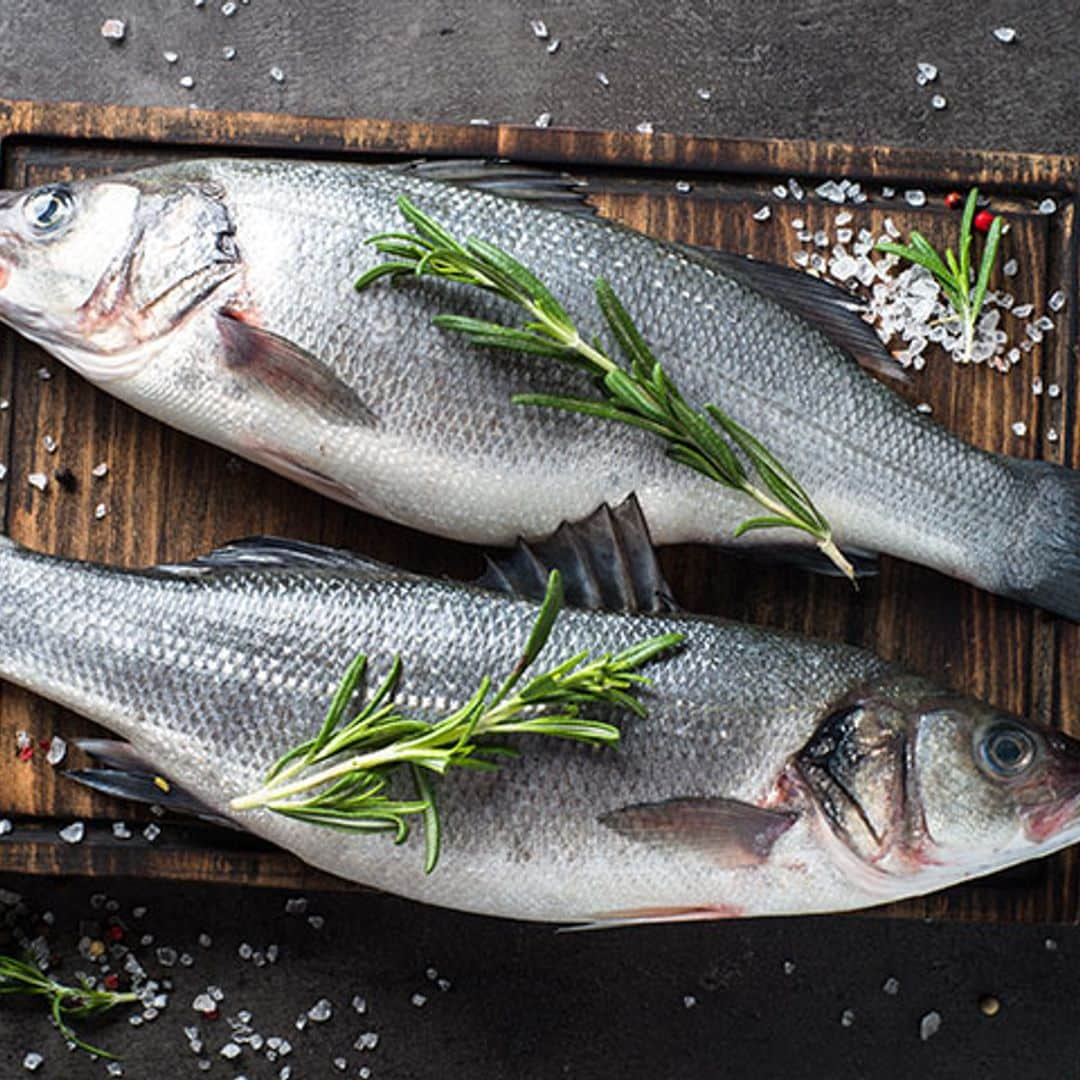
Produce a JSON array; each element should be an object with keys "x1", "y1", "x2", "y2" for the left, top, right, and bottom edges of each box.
[
  {"x1": 683, "y1": 995, "x2": 697, "y2": 1008},
  {"x1": 1047, "y1": 383, "x2": 1061, "y2": 398},
  {"x1": 411, "y1": 992, "x2": 428, "y2": 1007},
  {"x1": 1038, "y1": 198, "x2": 1057, "y2": 215},
  {"x1": 675, "y1": 180, "x2": 692, "y2": 194},
  {"x1": 164, "y1": 50, "x2": 179, "y2": 63},
  {"x1": 143, "y1": 822, "x2": 161, "y2": 842},
  {"x1": 0, "y1": 819, "x2": 11, "y2": 836},
  {"x1": 534, "y1": 112, "x2": 552, "y2": 129},
  {"x1": 1048, "y1": 428, "x2": 1059, "y2": 443},
  {"x1": 1011, "y1": 421, "x2": 1027, "y2": 437},
  {"x1": 92, "y1": 462, "x2": 109, "y2": 478},
  {"x1": 916, "y1": 402, "x2": 933, "y2": 414},
  {"x1": 220, "y1": 1042, "x2": 241, "y2": 1060},
  {"x1": 351, "y1": 994, "x2": 367, "y2": 1014},
  {"x1": 355, "y1": 1031, "x2": 379, "y2": 1051},
  {"x1": 222, "y1": 45, "x2": 237, "y2": 60},
  {"x1": 931, "y1": 94, "x2": 947, "y2": 110},
  {"x1": 881, "y1": 186, "x2": 895, "y2": 198},
  {"x1": 596, "y1": 72, "x2": 610, "y2": 87},
  {"x1": 904, "y1": 189, "x2": 927, "y2": 207},
  {"x1": 101, "y1": 19, "x2": 127, "y2": 41},
  {"x1": 95, "y1": 503, "x2": 108, "y2": 520},
  {"x1": 787, "y1": 178, "x2": 804, "y2": 200},
  {"x1": 221, "y1": 0, "x2": 237, "y2": 13},
  {"x1": 883, "y1": 976, "x2": 900, "y2": 995},
  {"x1": 530, "y1": 18, "x2": 549, "y2": 39},
  {"x1": 1048, "y1": 290, "x2": 1066, "y2": 312},
  {"x1": 468, "y1": 118, "x2": 491, "y2": 126},
  {"x1": 992, "y1": 26, "x2": 1017, "y2": 43},
  {"x1": 180, "y1": 76, "x2": 195, "y2": 89},
  {"x1": 752, "y1": 206, "x2": 771, "y2": 222},
  {"x1": 59, "y1": 821, "x2": 85, "y2": 844},
  {"x1": 635, "y1": 121, "x2": 654, "y2": 135},
  {"x1": 28, "y1": 473, "x2": 48, "y2": 492},
  {"x1": 270, "y1": 67, "x2": 285, "y2": 83},
  {"x1": 920, "y1": 1011, "x2": 942, "y2": 1041},
  {"x1": 22, "y1": 1053, "x2": 44, "y2": 1072},
  {"x1": 546, "y1": 39, "x2": 560, "y2": 54},
  {"x1": 915, "y1": 61, "x2": 938, "y2": 85},
  {"x1": 285, "y1": 897, "x2": 308, "y2": 915},
  {"x1": 1032, "y1": 376, "x2": 1044, "y2": 395},
  {"x1": 1012, "y1": 303, "x2": 1034, "y2": 318},
  {"x1": 45, "y1": 736, "x2": 66, "y2": 766},
  {"x1": 307, "y1": 998, "x2": 333, "y2": 1023},
  {"x1": 1003, "y1": 258, "x2": 1018, "y2": 277},
  {"x1": 696, "y1": 87, "x2": 712, "y2": 101},
  {"x1": 840, "y1": 1008, "x2": 855, "y2": 1027}
]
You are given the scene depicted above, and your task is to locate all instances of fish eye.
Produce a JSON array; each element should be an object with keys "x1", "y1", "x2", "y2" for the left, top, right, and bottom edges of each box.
[
  {"x1": 979, "y1": 723, "x2": 1036, "y2": 779},
  {"x1": 22, "y1": 185, "x2": 74, "y2": 235}
]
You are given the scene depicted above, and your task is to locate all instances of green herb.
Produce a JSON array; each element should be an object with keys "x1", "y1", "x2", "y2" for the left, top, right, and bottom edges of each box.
[
  {"x1": 0, "y1": 953, "x2": 138, "y2": 1058},
  {"x1": 231, "y1": 570, "x2": 682, "y2": 872},
  {"x1": 355, "y1": 196, "x2": 854, "y2": 581},
  {"x1": 876, "y1": 187, "x2": 1003, "y2": 364}
]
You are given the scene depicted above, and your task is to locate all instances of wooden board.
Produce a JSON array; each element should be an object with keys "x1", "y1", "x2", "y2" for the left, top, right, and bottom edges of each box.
[{"x1": 0, "y1": 99, "x2": 1075, "y2": 920}]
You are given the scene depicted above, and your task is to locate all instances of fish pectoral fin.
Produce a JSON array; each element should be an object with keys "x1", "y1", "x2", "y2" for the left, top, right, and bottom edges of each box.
[
  {"x1": 688, "y1": 246, "x2": 910, "y2": 385},
  {"x1": 216, "y1": 310, "x2": 378, "y2": 427},
  {"x1": 478, "y1": 494, "x2": 679, "y2": 614},
  {"x1": 63, "y1": 767, "x2": 239, "y2": 830},
  {"x1": 599, "y1": 796, "x2": 798, "y2": 867},
  {"x1": 395, "y1": 159, "x2": 596, "y2": 217},
  {"x1": 561, "y1": 904, "x2": 744, "y2": 931}
]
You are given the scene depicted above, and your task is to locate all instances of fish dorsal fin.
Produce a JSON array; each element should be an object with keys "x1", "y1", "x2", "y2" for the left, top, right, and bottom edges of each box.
[
  {"x1": 479, "y1": 495, "x2": 678, "y2": 613},
  {"x1": 397, "y1": 158, "x2": 596, "y2": 216},
  {"x1": 689, "y1": 246, "x2": 909, "y2": 385},
  {"x1": 599, "y1": 796, "x2": 798, "y2": 867},
  {"x1": 154, "y1": 536, "x2": 389, "y2": 578}
]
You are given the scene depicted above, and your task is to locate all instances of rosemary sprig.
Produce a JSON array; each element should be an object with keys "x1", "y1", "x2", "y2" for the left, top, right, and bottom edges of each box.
[
  {"x1": 355, "y1": 196, "x2": 854, "y2": 581},
  {"x1": 876, "y1": 186, "x2": 1003, "y2": 364},
  {"x1": 0, "y1": 953, "x2": 138, "y2": 1058},
  {"x1": 231, "y1": 571, "x2": 683, "y2": 872}
]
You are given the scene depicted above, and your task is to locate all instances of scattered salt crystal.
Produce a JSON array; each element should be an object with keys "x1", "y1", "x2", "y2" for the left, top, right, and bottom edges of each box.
[
  {"x1": 1011, "y1": 421, "x2": 1027, "y2": 437},
  {"x1": 222, "y1": 45, "x2": 237, "y2": 60},
  {"x1": 835, "y1": 210, "x2": 853, "y2": 226},
  {"x1": 1007, "y1": 347, "x2": 1021, "y2": 364},
  {"x1": 904, "y1": 189, "x2": 927, "y2": 207},
  {"x1": 111, "y1": 821, "x2": 131, "y2": 839},
  {"x1": 285, "y1": 897, "x2": 308, "y2": 915},
  {"x1": 22, "y1": 1052, "x2": 44, "y2": 1072},
  {"x1": 1036, "y1": 315, "x2": 1053, "y2": 331},
  {"x1": 355, "y1": 1031, "x2": 379, "y2": 1051},
  {"x1": 411, "y1": 992, "x2": 428, "y2": 1007},
  {"x1": 836, "y1": 227, "x2": 853, "y2": 243},
  {"x1": 270, "y1": 67, "x2": 285, "y2": 83},
  {"x1": 915, "y1": 402, "x2": 934, "y2": 415},
  {"x1": 829, "y1": 255, "x2": 858, "y2": 282},
  {"x1": 1039, "y1": 198, "x2": 1056, "y2": 215},
  {"x1": 307, "y1": 998, "x2": 332, "y2": 1023},
  {"x1": 143, "y1": 822, "x2": 161, "y2": 842},
  {"x1": 534, "y1": 112, "x2": 552, "y2": 129},
  {"x1": 883, "y1": 217, "x2": 901, "y2": 239},
  {"x1": 752, "y1": 206, "x2": 771, "y2": 222},
  {"x1": 596, "y1": 72, "x2": 610, "y2": 87},
  {"x1": 696, "y1": 87, "x2": 712, "y2": 101},
  {"x1": 1047, "y1": 383, "x2": 1061, "y2": 398},
  {"x1": 92, "y1": 461, "x2": 109, "y2": 478},
  {"x1": 45, "y1": 736, "x2": 66, "y2": 766},
  {"x1": 333, "y1": 1059, "x2": 347, "y2": 1072},
  {"x1": 881, "y1": 186, "x2": 895, "y2": 198},
  {"x1": 915, "y1": 61, "x2": 938, "y2": 84},
  {"x1": 546, "y1": 39, "x2": 560, "y2": 54},
  {"x1": 199, "y1": 933, "x2": 212, "y2": 948},
  {"x1": 193, "y1": 993, "x2": 216, "y2": 1013},
  {"x1": 95, "y1": 503, "x2": 108, "y2": 520},
  {"x1": 220, "y1": 1043, "x2": 241, "y2": 1060},
  {"x1": 683, "y1": 995, "x2": 697, "y2": 1008},
  {"x1": 221, "y1": 0, "x2": 237, "y2": 13},
  {"x1": 106, "y1": 1063, "x2": 123, "y2": 1077},
  {"x1": 992, "y1": 26, "x2": 1017, "y2": 43},
  {"x1": 438, "y1": 977, "x2": 452, "y2": 991},
  {"x1": 1045, "y1": 937, "x2": 1059, "y2": 951},
  {"x1": 352, "y1": 994, "x2": 367, "y2": 1014},
  {"x1": 307, "y1": 914, "x2": 324, "y2": 930},
  {"x1": 771, "y1": 184, "x2": 787, "y2": 198},
  {"x1": 675, "y1": 180, "x2": 692, "y2": 194},
  {"x1": 1012, "y1": 303, "x2": 1034, "y2": 318},
  {"x1": 530, "y1": 18, "x2": 549, "y2": 38},
  {"x1": 920, "y1": 1011, "x2": 942, "y2": 1041},
  {"x1": 782, "y1": 960, "x2": 796, "y2": 975},
  {"x1": 840, "y1": 1009, "x2": 855, "y2": 1027},
  {"x1": 0, "y1": 819, "x2": 11, "y2": 836},
  {"x1": 793, "y1": 251, "x2": 809, "y2": 267},
  {"x1": 787, "y1": 178, "x2": 804, "y2": 200},
  {"x1": 1032, "y1": 376, "x2": 1044, "y2": 395},
  {"x1": 28, "y1": 473, "x2": 48, "y2": 492},
  {"x1": 883, "y1": 976, "x2": 900, "y2": 995},
  {"x1": 468, "y1": 118, "x2": 490, "y2": 126},
  {"x1": 164, "y1": 50, "x2": 179, "y2": 63},
  {"x1": 931, "y1": 94, "x2": 947, "y2": 110},
  {"x1": 1048, "y1": 428, "x2": 1059, "y2": 443},
  {"x1": 813, "y1": 229, "x2": 829, "y2": 247},
  {"x1": 359, "y1": 1069, "x2": 371, "y2": 1080},
  {"x1": 238, "y1": 942, "x2": 253, "y2": 960},
  {"x1": 815, "y1": 180, "x2": 846, "y2": 204},
  {"x1": 101, "y1": 19, "x2": 127, "y2": 41},
  {"x1": 38, "y1": 367, "x2": 52, "y2": 380},
  {"x1": 1048, "y1": 290, "x2": 1066, "y2": 312},
  {"x1": 157, "y1": 946, "x2": 178, "y2": 967},
  {"x1": 180, "y1": 75, "x2": 195, "y2": 89},
  {"x1": 59, "y1": 821, "x2": 85, "y2": 844},
  {"x1": 791, "y1": 217, "x2": 805, "y2": 230},
  {"x1": 635, "y1": 121, "x2": 654, "y2": 134},
  {"x1": 1003, "y1": 258, "x2": 1018, "y2": 277}
]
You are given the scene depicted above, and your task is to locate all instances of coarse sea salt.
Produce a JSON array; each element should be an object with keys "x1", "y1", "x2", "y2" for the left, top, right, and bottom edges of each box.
[
  {"x1": 992, "y1": 26, "x2": 1017, "y2": 43},
  {"x1": 1039, "y1": 198, "x2": 1057, "y2": 215},
  {"x1": 904, "y1": 189, "x2": 926, "y2": 207},
  {"x1": 931, "y1": 94, "x2": 947, "y2": 110},
  {"x1": 915, "y1": 61, "x2": 938, "y2": 85},
  {"x1": 1048, "y1": 290, "x2": 1066, "y2": 311},
  {"x1": 752, "y1": 206, "x2": 771, "y2": 222},
  {"x1": 59, "y1": 821, "x2": 85, "y2": 844},
  {"x1": 101, "y1": 19, "x2": 127, "y2": 41},
  {"x1": 920, "y1": 1011, "x2": 942, "y2": 1041}
]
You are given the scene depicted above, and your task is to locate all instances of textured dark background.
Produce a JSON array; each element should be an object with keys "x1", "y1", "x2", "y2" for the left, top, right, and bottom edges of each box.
[{"x1": 1, "y1": 2, "x2": 1079, "y2": 1078}]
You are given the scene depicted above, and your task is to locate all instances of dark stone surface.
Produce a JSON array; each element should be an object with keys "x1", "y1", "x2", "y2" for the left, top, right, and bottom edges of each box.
[{"x1": 1, "y1": 2, "x2": 1078, "y2": 1077}]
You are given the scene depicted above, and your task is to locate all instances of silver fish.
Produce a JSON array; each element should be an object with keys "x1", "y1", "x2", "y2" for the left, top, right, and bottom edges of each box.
[
  {"x1": 1, "y1": 512, "x2": 1077, "y2": 925},
  {"x1": 0, "y1": 159, "x2": 1076, "y2": 617}
]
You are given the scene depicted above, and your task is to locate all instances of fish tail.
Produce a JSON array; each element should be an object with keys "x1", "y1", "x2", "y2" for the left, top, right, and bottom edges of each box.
[{"x1": 997, "y1": 458, "x2": 1080, "y2": 622}]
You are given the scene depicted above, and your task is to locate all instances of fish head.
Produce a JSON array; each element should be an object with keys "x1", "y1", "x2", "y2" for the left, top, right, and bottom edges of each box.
[
  {"x1": 794, "y1": 674, "x2": 1080, "y2": 892},
  {"x1": 0, "y1": 169, "x2": 239, "y2": 380}
]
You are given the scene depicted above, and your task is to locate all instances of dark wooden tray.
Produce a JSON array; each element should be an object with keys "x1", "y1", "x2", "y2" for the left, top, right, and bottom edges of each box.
[{"x1": 0, "y1": 99, "x2": 1075, "y2": 919}]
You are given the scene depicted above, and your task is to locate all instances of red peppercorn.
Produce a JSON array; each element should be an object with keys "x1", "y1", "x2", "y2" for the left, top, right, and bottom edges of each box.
[
  {"x1": 106, "y1": 925, "x2": 125, "y2": 942},
  {"x1": 103, "y1": 973, "x2": 120, "y2": 991},
  {"x1": 944, "y1": 191, "x2": 963, "y2": 209},
  {"x1": 18, "y1": 745, "x2": 33, "y2": 762},
  {"x1": 973, "y1": 209, "x2": 995, "y2": 233}
]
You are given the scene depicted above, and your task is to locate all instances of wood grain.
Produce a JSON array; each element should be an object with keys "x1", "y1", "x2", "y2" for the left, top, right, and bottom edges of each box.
[{"x1": 0, "y1": 99, "x2": 1074, "y2": 921}]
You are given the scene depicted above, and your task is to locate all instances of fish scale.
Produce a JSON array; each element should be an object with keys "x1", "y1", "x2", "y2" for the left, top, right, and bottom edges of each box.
[{"x1": 2, "y1": 535, "x2": 1077, "y2": 924}]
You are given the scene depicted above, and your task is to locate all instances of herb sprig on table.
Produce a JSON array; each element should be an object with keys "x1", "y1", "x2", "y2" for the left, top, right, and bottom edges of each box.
[
  {"x1": 877, "y1": 186, "x2": 1003, "y2": 364},
  {"x1": 232, "y1": 571, "x2": 682, "y2": 872},
  {"x1": 354, "y1": 196, "x2": 854, "y2": 580},
  {"x1": 0, "y1": 952, "x2": 138, "y2": 1058}
]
